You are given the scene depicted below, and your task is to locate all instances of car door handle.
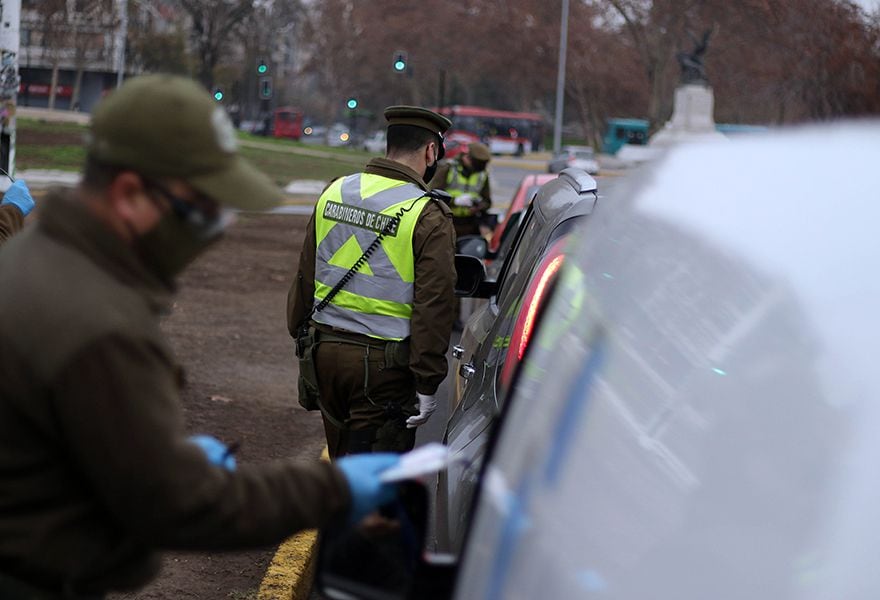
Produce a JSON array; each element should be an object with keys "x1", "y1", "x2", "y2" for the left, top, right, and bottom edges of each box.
[
  {"x1": 452, "y1": 344, "x2": 465, "y2": 359},
  {"x1": 459, "y1": 363, "x2": 476, "y2": 379}
]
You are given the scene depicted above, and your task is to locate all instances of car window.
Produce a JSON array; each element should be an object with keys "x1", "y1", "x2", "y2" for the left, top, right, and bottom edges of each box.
[
  {"x1": 496, "y1": 211, "x2": 522, "y2": 258},
  {"x1": 495, "y1": 206, "x2": 542, "y2": 307},
  {"x1": 574, "y1": 150, "x2": 594, "y2": 159}
]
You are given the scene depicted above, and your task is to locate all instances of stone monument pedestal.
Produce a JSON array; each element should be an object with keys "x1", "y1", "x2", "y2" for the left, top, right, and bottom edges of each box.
[{"x1": 650, "y1": 84, "x2": 726, "y2": 147}]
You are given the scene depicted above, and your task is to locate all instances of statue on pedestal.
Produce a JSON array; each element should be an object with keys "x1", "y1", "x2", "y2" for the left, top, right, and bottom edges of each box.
[{"x1": 677, "y1": 28, "x2": 714, "y2": 86}]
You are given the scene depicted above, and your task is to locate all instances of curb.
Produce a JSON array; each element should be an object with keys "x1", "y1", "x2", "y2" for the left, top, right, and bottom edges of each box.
[
  {"x1": 257, "y1": 447, "x2": 329, "y2": 600},
  {"x1": 257, "y1": 530, "x2": 318, "y2": 600}
]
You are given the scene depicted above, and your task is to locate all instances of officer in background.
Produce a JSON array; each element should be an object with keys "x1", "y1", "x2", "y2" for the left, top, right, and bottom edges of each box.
[
  {"x1": 0, "y1": 75, "x2": 399, "y2": 598},
  {"x1": 288, "y1": 106, "x2": 457, "y2": 459},
  {"x1": 429, "y1": 141, "x2": 492, "y2": 238},
  {"x1": 0, "y1": 180, "x2": 35, "y2": 246}
]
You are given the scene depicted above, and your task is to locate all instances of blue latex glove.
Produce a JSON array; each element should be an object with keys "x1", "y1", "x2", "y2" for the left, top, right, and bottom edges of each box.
[
  {"x1": 336, "y1": 453, "x2": 400, "y2": 523},
  {"x1": 1, "y1": 180, "x2": 34, "y2": 216},
  {"x1": 189, "y1": 434, "x2": 237, "y2": 471}
]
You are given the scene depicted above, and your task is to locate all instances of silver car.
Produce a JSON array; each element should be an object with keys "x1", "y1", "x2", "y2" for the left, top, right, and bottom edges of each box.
[
  {"x1": 547, "y1": 145, "x2": 600, "y2": 174},
  {"x1": 317, "y1": 121, "x2": 880, "y2": 600}
]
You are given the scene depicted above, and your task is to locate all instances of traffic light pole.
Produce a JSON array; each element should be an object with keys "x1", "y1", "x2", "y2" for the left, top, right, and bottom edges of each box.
[
  {"x1": 0, "y1": 0, "x2": 21, "y2": 183},
  {"x1": 552, "y1": 0, "x2": 569, "y2": 155}
]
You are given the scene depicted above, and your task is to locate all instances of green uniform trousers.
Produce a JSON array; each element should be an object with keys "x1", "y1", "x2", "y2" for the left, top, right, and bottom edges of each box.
[{"x1": 315, "y1": 339, "x2": 417, "y2": 459}]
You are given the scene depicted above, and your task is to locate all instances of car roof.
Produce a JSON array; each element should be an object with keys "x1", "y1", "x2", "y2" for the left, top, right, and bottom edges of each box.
[
  {"x1": 531, "y1": 168, "x2": 597, "y2": 225},
  {"x1": 457, "y1": 121, "x2": 880, "y2": 600}
]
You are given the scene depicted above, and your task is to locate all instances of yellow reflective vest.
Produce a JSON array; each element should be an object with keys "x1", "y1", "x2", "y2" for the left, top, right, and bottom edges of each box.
[
  {"x1": 313, "y1": 173, "x2": 429, "y2": 340},
  {"x1": 445, "y1": 162, "x2": 488, "y2": 217}
]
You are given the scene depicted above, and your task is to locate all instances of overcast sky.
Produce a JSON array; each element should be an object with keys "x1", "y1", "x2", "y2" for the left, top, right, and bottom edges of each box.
[{"x1": 855, "y1": 0, "x2": 880, "y2": 11}]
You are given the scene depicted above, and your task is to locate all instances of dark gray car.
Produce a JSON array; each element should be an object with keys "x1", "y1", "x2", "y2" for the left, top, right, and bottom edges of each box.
[{"x1": 433, "y1": 168, "x2": 598, "y2": 554}]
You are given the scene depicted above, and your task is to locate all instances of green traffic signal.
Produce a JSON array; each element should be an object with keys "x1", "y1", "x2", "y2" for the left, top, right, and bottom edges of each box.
[
  {"x1": 346, "y1": 98, "x2": 358, "y2": 110},
  {"x1": 393, "y1": 51, "x2": 407, "y2": 72},
  {"x1": 257, "y1": 62, "x2": 268, "y2": 74},
  {"x1": 213, "y1": 89, "x2": 224, "y2": 101}
]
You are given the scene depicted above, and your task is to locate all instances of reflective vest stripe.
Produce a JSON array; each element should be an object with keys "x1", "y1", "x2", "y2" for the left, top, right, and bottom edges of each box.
[
  {"x1": 312, "y1": 173, "x2": 428, "y2": 340},
  {"x1": 315, "y1": 264, "x2": 413, "y2": 304},
  {"x1": 314, "y1": 282, "x2": 413, "y2": 319}
]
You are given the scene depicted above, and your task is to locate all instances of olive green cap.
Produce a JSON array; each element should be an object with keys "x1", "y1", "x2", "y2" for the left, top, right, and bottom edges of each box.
[
  {"x1": 383, "y1": 105, "x2": 452, "y2": 136},
  {"x1": 87, "y1": 74, "x2": 281, "y2": 211},
  {"x1": 468, "y1": 142, "x2": 491, "y2": 162}
]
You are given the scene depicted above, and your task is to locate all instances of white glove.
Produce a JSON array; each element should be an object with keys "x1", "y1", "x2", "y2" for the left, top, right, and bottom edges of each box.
[
  {"x1": 453, "y1": 193, "x2": 474, "y2": 207},
  {"x1": 406, "y1": 393, "x2": 437, "y2": 429}
]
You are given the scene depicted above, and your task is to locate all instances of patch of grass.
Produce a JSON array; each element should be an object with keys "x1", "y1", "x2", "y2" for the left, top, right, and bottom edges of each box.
[
  {"x1": 17, "y1": 118, "x2": 88, "y2": 137},
  {"x1": 16, "y1": 144, "x2": 86, "y2": 171},
  {"x1": 239, "y1": 145, "x2": 366, "y2": 187},
  {"x1": 13, "y1": 117, "x2": 369, "y2": 185},
  {"x1": 237, "y1": 130, "x2": 367, "y2": 158},
  {"x1": 15, "y1": 118, "x2": 88, "y2": 171}
]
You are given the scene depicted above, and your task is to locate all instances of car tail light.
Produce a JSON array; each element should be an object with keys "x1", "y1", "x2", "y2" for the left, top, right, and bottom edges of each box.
[{"x1": 500, "y1": 238, "x2": 567, "y2": 391}]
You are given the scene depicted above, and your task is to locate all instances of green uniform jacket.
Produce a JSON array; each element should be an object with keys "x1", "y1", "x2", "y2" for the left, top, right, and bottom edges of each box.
[
  {"x1": 0, "y1": 190, "x2": 350, "y2": 594},
  {"x1": 428, "y1": 159, "x2": 491, "y2": 238},
  {"x1": 0, "y1": 203, "x2": 24, "y2": 247},
  {"x1": 287, "y1": 158, "x2": 456, "y2": 395}
]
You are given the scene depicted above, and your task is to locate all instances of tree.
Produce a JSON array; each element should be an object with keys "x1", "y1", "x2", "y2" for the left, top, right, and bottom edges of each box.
[
  {"x1": 566, "y1": 2, "x2": 649, "y2": 148},
  {"x1": 174, "y1": 0, "x2": 254, "y2": 89}
]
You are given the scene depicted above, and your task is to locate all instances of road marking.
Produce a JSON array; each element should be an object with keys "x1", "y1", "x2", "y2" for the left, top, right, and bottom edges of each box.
[{"x1": 257, "y1": 447, "x2": 329, "y2": 600}]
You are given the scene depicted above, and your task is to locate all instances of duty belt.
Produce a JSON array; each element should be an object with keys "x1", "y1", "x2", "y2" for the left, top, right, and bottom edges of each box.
[{"x1": 314, "y1": 328, "x2": 387, "y2": 348}]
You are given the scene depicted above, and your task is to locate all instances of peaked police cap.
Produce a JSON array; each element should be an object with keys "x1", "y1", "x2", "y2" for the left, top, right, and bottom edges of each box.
[
  {"x1": 87, "y1": 74, "x2": 281, "y2": 211},
  {"x1": 383, "y1": 106, "x2": 451, "y2": 137}
]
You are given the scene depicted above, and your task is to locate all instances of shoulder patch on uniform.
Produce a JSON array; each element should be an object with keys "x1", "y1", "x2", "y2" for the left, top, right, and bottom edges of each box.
[{"x1": 428, "y1": 197, "x2": 453, "y2": 216}]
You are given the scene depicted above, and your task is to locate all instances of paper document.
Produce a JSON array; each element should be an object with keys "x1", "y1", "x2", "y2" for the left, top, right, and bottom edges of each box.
[{"x1": 380, "y1": 442, "x2": 456, "y2": 482}]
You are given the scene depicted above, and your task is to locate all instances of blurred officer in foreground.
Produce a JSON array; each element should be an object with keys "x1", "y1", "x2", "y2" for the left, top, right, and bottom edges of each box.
[
  {"x1": 429, "y1": 141, "x2": 492, "y2": 238},
  {"x1": 0, "y1": 180, "x2": 35, "y2": 246},
  {"x1": 0, "y1": 75, "x2": 399, "y2": 598},
  {"x1": 288, "y1": 106, "x2": 456, "y2": 459}
]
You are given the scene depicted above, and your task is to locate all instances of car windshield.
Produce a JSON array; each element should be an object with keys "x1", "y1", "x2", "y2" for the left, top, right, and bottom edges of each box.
[{"x1": 573, "y1": 149, "x2": 594, "y2": 159}]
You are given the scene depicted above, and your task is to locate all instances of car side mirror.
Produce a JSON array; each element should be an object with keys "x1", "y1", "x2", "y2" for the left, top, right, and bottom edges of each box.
[
  {"x1": 455, "y1": 235, "x2": 488, "y2": 259},
  {"x1": 316, "y1": 480, "x2": 457, "y2": 600},
  {"x1": 455, "y1": 255, "x2": 497, "y2": 298}
]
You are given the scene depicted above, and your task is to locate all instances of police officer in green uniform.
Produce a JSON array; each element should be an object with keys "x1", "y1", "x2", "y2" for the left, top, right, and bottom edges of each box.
[
  {"x1": 0, "y1": 75, "x2": 400, "y2": 599},
  {"x1": 288, "y1": 106, "x2": 457, "y2": 459},
  {"x1": 429, "y1": 141, "x2": 492, "y2": 238}
]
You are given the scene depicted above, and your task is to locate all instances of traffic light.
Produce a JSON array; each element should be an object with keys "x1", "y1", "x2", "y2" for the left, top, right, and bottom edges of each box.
[
  {"x1": 213, "y1": 88, "x2": 224, "y2": 101},
  {"x1": 346, "y1": 97, "x2": 358, "y2": 110},
  {"x1": 392, "y1": 51, "x2": 407, "y2": 73},
  {"x1": 257, "y1": 60, "x2": 268, "y2": 75},
  {"x1": 259, "y1": 76, "x2": 273, "y2": 100}
]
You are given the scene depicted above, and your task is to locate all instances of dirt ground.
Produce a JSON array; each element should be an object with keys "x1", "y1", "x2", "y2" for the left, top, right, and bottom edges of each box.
[{"x1": 110, "y1": 212, "x2": 324, "y2": 600}]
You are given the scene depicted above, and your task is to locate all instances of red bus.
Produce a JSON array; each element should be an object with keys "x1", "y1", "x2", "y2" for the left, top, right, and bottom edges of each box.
[
  {"x1": 436, "y1": 105, "x2": 545, "y2": 156},
  {"x1": 273, "y1": 107, "x2": 304, "y2": 140}
]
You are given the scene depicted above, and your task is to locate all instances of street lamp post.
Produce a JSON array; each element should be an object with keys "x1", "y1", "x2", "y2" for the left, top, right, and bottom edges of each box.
[
  {"x1": 0, "y1": 0, "x2": 21, "y2": 179},
  {"x1": 116, "y1": 0, "x2": 128, "y2": 88},
  {"x1": 552, "y1": 0, "x2": 569, "y2": 155}
]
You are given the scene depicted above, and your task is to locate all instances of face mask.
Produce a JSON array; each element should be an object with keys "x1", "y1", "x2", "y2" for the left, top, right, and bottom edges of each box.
[
  {"x1": 134, "y1": 207, "x2": 233, "y2": 285},
  {"x1": 423, "y1": 159, "x2": 438, "y2": 183},
  {"x1": 423, "y1": 134, "x2": 444, "y2": 183}
]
